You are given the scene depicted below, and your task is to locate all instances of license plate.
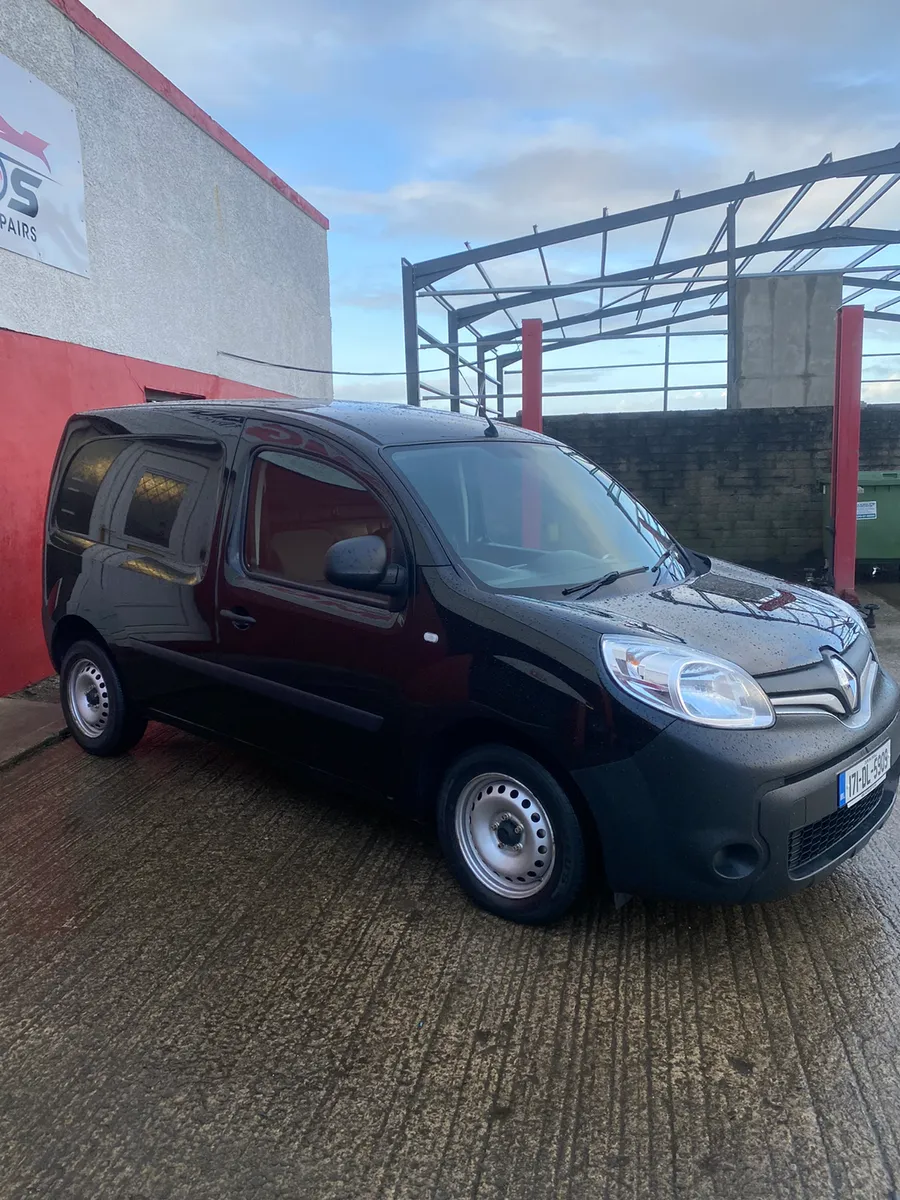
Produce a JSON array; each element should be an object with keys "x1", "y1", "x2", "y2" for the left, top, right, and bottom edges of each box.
[{"x1": 839, "y1": 740, "x2": 891, "y2": 808}]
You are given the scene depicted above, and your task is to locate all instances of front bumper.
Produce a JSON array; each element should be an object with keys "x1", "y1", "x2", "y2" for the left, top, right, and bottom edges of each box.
[{"x1": 574, "y1": 670, "x2": 900, "y2": 904}]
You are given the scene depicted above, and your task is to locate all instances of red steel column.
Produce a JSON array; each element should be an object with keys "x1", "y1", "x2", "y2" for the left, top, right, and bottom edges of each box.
[
  {"x1": 521, "y1": 318, "x2": 543, "y2": 433},
  {"x1": 831, "y1": 305, "x2": 865, "y2": 602},
  {"x1": 520, "y1": 318, "x2": 543, "y2": 546}
]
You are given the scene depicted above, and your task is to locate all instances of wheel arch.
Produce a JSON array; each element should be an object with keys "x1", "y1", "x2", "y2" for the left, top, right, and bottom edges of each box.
[
  {"x1": 50, "y1": 615, "x2": 111, "y2": 671},
  {"x1": 419, "y1": 718, "x2": 600, "y2": 851}
]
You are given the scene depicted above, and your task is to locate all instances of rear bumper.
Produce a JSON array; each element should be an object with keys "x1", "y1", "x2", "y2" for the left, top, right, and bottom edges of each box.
[{"x1": 574, "y1": 681, "x2": 900, "y2": 904}]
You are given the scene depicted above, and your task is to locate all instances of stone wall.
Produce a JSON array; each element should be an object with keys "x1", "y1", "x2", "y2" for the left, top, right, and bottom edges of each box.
[{"x1": 542, "y1": 406, "x2": 900, "y2": 571}]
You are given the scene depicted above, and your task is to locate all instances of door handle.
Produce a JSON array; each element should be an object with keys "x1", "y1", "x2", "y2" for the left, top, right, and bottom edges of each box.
[{"x1": 220, "y1": 607, "x2": 256, "y2": 629}]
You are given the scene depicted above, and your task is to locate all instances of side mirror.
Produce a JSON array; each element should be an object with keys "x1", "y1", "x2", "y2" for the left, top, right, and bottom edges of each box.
[{"x1": 324, "y1": 535, "x2": 388, "y2": 591}]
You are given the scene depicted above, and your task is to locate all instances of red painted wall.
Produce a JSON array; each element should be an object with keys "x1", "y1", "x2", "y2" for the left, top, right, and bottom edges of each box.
[{"x1": 0, "y1": 329, "x2": 290, "y2": 694}]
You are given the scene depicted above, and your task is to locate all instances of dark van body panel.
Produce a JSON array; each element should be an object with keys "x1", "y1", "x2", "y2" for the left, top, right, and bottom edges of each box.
[{"x1": 43, "y1": 399, "x2": 900, "y2": 906}]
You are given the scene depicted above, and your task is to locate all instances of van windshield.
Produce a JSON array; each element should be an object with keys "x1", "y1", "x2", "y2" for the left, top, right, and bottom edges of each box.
[{"x1": 391, "y1": 441, "x2": 689, "y2": 595}]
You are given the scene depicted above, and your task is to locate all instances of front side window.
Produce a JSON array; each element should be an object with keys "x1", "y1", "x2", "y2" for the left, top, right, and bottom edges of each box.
[
  {"x1": 391, "y1": 441, "x2": 687, "y2": 595},
  {"x1": 244, "y1": 450, "x2": 394, "y2": 589}
]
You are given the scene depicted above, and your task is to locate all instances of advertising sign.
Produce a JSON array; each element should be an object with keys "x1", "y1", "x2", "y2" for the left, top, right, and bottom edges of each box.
[{"x1": 0, "y1": 52, "x2": 88, "y2": 276}]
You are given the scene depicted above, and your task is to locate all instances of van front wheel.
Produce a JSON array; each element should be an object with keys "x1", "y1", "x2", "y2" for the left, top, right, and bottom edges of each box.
[
  {"x1": 60, "y1": 640, "x2": 147, "y2": 757},
  {"x1": 437, "y1": 745, "x2": 587, "y2": 924}
]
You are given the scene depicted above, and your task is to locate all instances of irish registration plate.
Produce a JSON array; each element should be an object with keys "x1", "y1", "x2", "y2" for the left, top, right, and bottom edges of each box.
[{"x1": 839, "y1": 740, "x2": 891, "y2": 808}]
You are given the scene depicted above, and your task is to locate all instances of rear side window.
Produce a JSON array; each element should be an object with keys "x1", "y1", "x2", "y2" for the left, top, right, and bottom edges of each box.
[
  {"x1": 53, "y1": 437, "x2": 224, "y2": 570},
  {"x1": 123, "y1": 472, "x2": 188, "y2": 547},
  {"x1": 53, "y1": 439, "x2": 129, "y2": 536},
  {"x1": 244, "y1": 450, "x2": 394, "y2": 588}
]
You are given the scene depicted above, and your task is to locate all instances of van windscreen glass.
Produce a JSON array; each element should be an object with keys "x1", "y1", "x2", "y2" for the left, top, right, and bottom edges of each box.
[{"x1": 391, "y1": 441, "x2": 688, "y2": 595}]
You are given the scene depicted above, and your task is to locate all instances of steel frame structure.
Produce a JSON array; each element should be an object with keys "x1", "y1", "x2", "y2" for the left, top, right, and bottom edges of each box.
[{"x1": 402, "y1": 145, "x2": 900, "y2": 416}]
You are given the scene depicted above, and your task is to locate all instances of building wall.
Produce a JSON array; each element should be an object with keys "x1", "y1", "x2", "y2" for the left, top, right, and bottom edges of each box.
[
  {"x1": 543, "y1": 406, "x2": 900, "y2": 572},
  {"x1": 0, "y1": 330, "x2": 292, "y2": 694},
  {"x1": 0, "y1": 0, "x2": 332, "y2": 398},
  {"x1": 0, "y1": 0, "x2": 333, "y2": 692},
  {"x1": 733, "y1": 273, "x2": 842, "y2": 409}
]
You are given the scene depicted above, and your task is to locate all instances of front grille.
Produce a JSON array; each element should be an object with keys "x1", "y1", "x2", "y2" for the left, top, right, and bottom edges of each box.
[{"x1": 788, "y1": 785, "x2": 885, "y2": 874}]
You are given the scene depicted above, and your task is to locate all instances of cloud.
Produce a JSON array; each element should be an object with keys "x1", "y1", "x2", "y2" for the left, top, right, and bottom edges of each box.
[
  {"x1": 94, "y1": 0, "x2": 900, "y2": 247},
  {"x1": 88, "y1": 0, "x2": 465, "y2": 109},
  {"x1": 91, "y1": 0, "x2": 900, "y2": 400},
  {"x1": 312, "y1": 120, "x2": 710, "y2": 241}
]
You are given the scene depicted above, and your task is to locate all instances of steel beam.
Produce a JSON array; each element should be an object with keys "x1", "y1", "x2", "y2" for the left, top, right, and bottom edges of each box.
[
  {"x1": 599, "y1": 207, "x2": 608, "y2": 333},
  {"x1": 778, "y1": 172, "x2": 900, "y2": 275},
  {"x1": 845, "y1": 266, "x2": 900, "y2": 304},
  {"x1": 476, "y1": 342, "x2": 487, "y2": 415},
  {"x1": 501, "y1": 382, "x2": 725, "y2": 400},
  {"x1": 402, "y1": 259, "x2": 420, "y2": 405},
  {"x1": 446, "y1": 311, "x2": 460, "y2": 413},
  {"x1": 663, "y1": 325, "x2": 671, "y2": 412},
  {"x1": 726, "y1": 204, "x2": 738, "y2": 409},
  {"x1": 464, "y1": 241, "x2": 518, "y2": 331},
  {"x1": 411, "y1": 146, "x2": 900, "y2": 286},
  {"x1": 497, "y1": 307, "x2": 728, "y2": 370},
  {"x1": 705, "y1": 158, "x2": 830, "y2": 307},
  {"x1": 636, "y1": 191, "x2": 679, "y2": 324},
  {"x1": 475, "y1": 283, "x2": 724, "y2": 351},
  {"x1": 428, "y1": 268, "x2": 900, "y2": 295},
  {"x1": 453, "y1": 227, "x2": 900, "y2": 325},
  {"x1": 532, "y1": 226, "x2": 566, "y2": 337},
  {"x1": 844, "y1": 275, "x2": 900, "y2": 292},
  {"x1": 774, "y1": 176, "x2": 878, "y2": 272}
]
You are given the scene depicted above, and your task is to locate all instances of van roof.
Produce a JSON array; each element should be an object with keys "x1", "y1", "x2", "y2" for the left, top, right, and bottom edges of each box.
[{"x1": 82, "y1": 399, "x2": 548, "y2": 447}]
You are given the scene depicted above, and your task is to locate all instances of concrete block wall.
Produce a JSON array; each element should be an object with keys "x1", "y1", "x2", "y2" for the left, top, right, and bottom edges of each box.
[{"x1": 543, "y1": 406, "x2": 900, "y2": 572}]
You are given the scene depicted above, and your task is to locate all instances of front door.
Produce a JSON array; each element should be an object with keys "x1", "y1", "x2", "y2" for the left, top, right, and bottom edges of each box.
[{"x1": 212, "y1": 422, "x2": 419, "y2": 795}]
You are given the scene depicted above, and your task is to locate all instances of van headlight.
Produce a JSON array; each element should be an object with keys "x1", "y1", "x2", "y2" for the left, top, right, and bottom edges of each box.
[{"x1": 601, "y1": 636, "x2": 775, "y2": 729}]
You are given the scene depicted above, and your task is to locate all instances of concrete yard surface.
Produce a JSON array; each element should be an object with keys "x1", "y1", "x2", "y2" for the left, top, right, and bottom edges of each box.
[
  {"x1": 3, "y1": 606, "x2": 900, "y2": 1197},
  {"x1": 0, "y1": 697, "x2": 64, "y2": 770}
]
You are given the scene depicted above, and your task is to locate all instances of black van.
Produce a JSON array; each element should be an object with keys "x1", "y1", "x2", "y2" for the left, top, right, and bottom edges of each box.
[{"x1": 43, "y1": 400, "x2": 900, "y2": 923}]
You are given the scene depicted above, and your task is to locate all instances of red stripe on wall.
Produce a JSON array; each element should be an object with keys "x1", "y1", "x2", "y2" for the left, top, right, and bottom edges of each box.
[
  {"x1": 0, "y1": 329, "x2": 291, "y2": 694},
  {"x1": 45, "y1": 0, "x2": 329, "y2": 231}
]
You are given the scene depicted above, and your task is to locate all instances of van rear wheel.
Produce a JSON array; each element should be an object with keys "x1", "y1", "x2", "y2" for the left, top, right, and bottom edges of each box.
[
  {"x1": 437, "y1": 745, "x2": 586, "y2": 924},
  {"x1": 60, "y1": 640, "x2": 147, "y2": 757}
]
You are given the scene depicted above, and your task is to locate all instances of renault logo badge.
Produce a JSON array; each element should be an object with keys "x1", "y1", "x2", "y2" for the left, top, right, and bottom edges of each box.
[{"x1": 830, "y1": 655, "x2": 859, "y2": 713}]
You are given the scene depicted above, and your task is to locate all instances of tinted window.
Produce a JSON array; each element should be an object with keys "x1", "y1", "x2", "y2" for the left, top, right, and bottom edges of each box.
[
  {"x1": 53, "y1": 439, "x2": 129, "y2": 536},
  {"x1": 53, "y1": 437, "x2": 223, "y2": 569},
  {"x1": 392, "y1": 441, "x2": 687, "y2": 595},
  {"x1": 244, "y1": 450, "x2": 393, "y2": 588},
  {"x1": 124, "y1": 472, "x2": 188, "y2": 547}
]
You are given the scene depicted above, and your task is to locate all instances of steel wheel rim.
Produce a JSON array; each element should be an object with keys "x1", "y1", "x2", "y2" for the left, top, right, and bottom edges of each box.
[
  {"x1": 66, "y1": 658, "x2": 110, "y2": 739},
  {"x1": 454, "y1": 772, "x2": 556, "y2": 899}
]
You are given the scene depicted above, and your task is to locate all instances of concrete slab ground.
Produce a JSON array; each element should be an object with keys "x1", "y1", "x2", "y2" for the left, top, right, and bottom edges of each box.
[
  {"x1": 0, "y1": 696, "x2": 64, "y2": 769},
  {"x1": 3, "y1": 607, "x2": 900, "y2": 1199}
]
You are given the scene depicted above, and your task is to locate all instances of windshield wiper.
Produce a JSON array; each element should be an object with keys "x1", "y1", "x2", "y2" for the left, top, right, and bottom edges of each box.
[{"x1": 561, "y1": 565, "x2": 649, "y2": 599}]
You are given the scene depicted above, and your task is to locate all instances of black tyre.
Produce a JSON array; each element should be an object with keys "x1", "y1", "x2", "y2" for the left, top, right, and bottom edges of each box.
[
  {"x1": 437, "y1": 744, "x2": 587, "y2": 924},
  {"x1": 60, "y1": 639, "x2": 147, "y2": 757}
]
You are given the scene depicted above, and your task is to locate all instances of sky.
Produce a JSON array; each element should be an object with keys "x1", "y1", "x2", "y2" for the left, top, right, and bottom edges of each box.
[{"x1": 89, "y1": 0, "x2": 900, "y2": 412}]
